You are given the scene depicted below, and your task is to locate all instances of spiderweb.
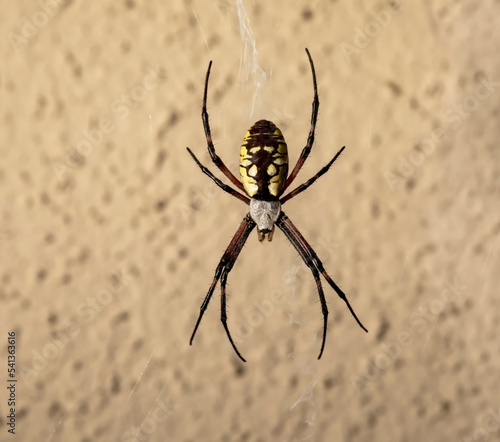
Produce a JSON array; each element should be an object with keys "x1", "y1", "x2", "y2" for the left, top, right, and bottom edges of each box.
[{"x1": 233, "y1": 2, "x2": 318, "y2": 439}]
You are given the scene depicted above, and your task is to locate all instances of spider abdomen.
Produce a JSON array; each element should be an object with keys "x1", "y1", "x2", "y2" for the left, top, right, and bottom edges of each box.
[{"x1": 239, "y1": 120, "x2": 288, "y2": 199}]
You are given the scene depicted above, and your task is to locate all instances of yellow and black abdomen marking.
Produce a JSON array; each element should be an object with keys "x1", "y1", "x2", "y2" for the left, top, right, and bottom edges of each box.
[{"x1": 240, "y1": 120, "x2": 289, "y2": 200}]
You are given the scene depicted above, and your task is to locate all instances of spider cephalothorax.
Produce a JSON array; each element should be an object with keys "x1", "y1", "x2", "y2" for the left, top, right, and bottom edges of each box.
[{"x1": 186, "y1": 49, "x2": 367, "y2": 362}]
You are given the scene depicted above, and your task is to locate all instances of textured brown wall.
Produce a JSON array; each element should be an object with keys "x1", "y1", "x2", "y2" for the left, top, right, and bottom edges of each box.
[{"x1": 1, "y1": 1, "x2": 499, "y2": 441}]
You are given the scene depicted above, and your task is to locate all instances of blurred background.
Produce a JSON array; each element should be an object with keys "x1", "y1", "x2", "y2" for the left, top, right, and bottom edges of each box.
[{"x1": 0, "y1": 0, "x2": 499, "y2": 441}]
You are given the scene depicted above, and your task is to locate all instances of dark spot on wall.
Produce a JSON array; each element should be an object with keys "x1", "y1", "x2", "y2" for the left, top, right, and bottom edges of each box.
[
  {"x1": 453, "y1": 360, "x2": 464, "y2": 372},
  {"x1": 491, "y1": 221, "x2": 500, "y2": 235},
  {"x1": 130, "y1": 217, "x2": 139, "y2": 229},
  {"x1": 111, "y1": 374, "x2": 121, "y2": 394},
  {"x1": 473, "y1": 242, "x2": 484, "y2": 254},
  {"x1": 178, "y1": 247, "x2": 188, "y2": 259},
  {"x1": 48, "y1": 313, "x2": 58, "y2": 325},
  {"x1": 417, "y1": 406, "x2": 426, "y2": 417},
  {"x1": 406, "y1": 177, "x2": 416, "y2": 191},
  {"x1": 367, "y1": 411, "x2": 378, "y2": 427},
  {"x1": 73, "y1": 360, "x2": 84, "y2": 371},
  {"x1": 323, "y1": 377, "x2": 336, "y2": 389},
  {"x1": 376, "y1": 316, "x2": 390, "y2": 341},
  {"x1": 156, "y1": 149, "x2": 167, "y2": 169},
  {"x1": 425, "y1": 82, "x2": 444, "y2": 97},
  {"x1": 480, "y1": 351, "x2": 489, "y2": 362},
  {"x1": 62, "y1": 273, "x2": 72, "y2": 285},
  {"x1": 371, "y1": 200, "x2": 380, "y2": 219},
  {"x1": 394, "y1": 358, "x2": 404, "y2": 370},
  {"x1": 182, "y1": 379, "x2": 191, "y2": 393},
  {"x1": 302, "y1": 8, "x2": 313, "y2": 20},
  {"x1": 48, "y1": 401, "x2": 63, "y2": 418},
  {"x1": 129, "y1": 264, "x2": 141, "y2": 278},
  {"x1": 354, "y1": 181, "x2": 364, "y2": 193},
  {"x1": 174, "y1": 369, "x2": 183, "y2": 380},
  {"x1": 40, "y1": 192, "x2": 51, "y2": 205},
  {"x1": 208, "y1": 33, "x2": 221, "y2": 47},
  {"x1": 89, "y1": 207, "x2": 105, "y2": 224},
  {"x1": 409, "y1": 97, "x2": 419, "y2": 110},
  {"x1": 347, "y1": 423, "x2": 361, "y2": 438},
  {"x1": 157, "y1": 112, "x2": 180, "y2": 140},
  {"x1": 170, "y1": 111, "x2": 179, "y2": 126},
  {"x1": 19, "y1": 170, "x2": 33, "y2": 185},
  {"x1": 441, "y1": 400, "x2": 451, "y2": 414},
  {"x1": 37, "y1": 268, "x2": 48, "y2": 281},
  {"x1": 233, "y1": 361, "x2": 246, "y2": 377},
  {"x1": 102, "y1": 192, "x2": 113, "y2": 205},
  {"x1": 17, "y1": 407, "x2": 28, "y2": 420},
  {"x1": 132, "y1": 338, "x2": 143, "y2": 351},
  {"x1": 360, "y1": 393, "x2": 372, "y2": 407},
  {"x1": 79, "y1": 400, "x2": 89, "y2": 415},
  {"x1": 78, "y1": 247, "x2": 91, "y2": 263},
  {"x1": 45, "y1": 232, "x2": 55, "y2": 244},
  {"x1": 146, "y1": 229, "x2": 157, "y2": 243},
  {"x1": 352, "y1": 161, "x2": 362, "y2": 174},
  {"x1": 386, "y1": 81, "x2": 402, "y2": 96},
  {"x1": 121, "y1": 40, "x2": 131, "y2": 53},
  {"x1": 93, "y1": 425, "x2": 107, "y2": 438},
  {"x1": 415, "y1": 243, "x2": 436, "y2": 263},
  {"x1": 21, "y1": 299, "x2": 31, "y2": 309},
  {"x1": 113, "y1": 311, "x2": 130, "y2": 325},
  {"x1": 25, "y1": 196, "x2": 34, "y2": 209},
  {"x1": 156, "y1": 199, "x2": 167, "y2": 212},
  {"x1": 124, "y1": 0, "x2": 135, "y2": 8},
  {"x1": 72, "y1": 64, "x2": 82, "y2": 78},
  {"x1": 35, "y1": 95, "x2": 47, "y2": 118}
]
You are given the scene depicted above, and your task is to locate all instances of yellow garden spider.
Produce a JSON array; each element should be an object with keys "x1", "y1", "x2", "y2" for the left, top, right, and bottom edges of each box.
[{"x1": 187, "y1": 48, "x2": 367, "y2": 362}]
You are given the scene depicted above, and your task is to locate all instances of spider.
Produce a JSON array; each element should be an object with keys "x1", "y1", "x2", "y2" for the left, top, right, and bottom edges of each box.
[{"x1": 187, "y1": 48, "x2": 367, "y2": 362}]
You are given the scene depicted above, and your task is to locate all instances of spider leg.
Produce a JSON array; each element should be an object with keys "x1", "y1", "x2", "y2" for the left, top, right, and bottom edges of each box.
[
  {"x1": 220, "y1": 271, "x2": 246, "y2": 362},
  {"x1": 276, "y1": 211, "x2": 367, "y2": 359},
  {"x1": 282, "y1": 48, "x2": 319, "y2": 193},
  {"x1": 276, "y1": 212, "x2": 328, "y2": 358},
  {"x1": 280, "y1": 146, "x2": 345, "y2": 204},
  {"x1": 202, "y1": 61, "x2": 246, "y2": 193},
  {"x1": 190, "y1": 214, "x2": 256, "y2": 361},
  {"x1": 186, "y1": 147, "x2": 250, "y2": 204}
]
